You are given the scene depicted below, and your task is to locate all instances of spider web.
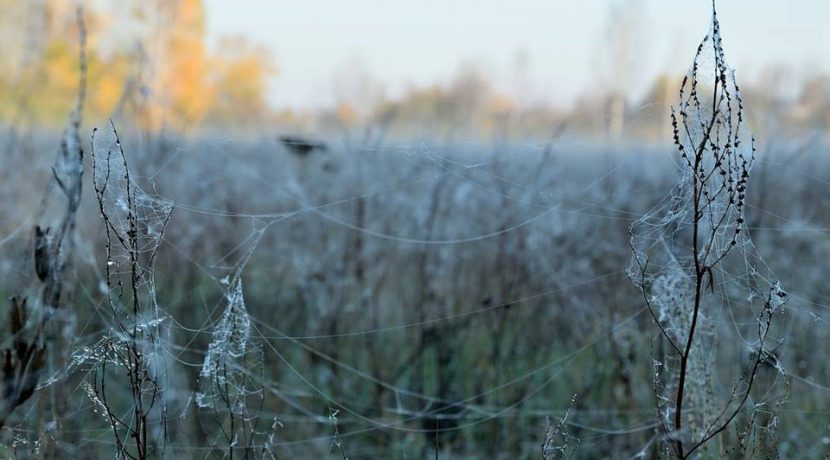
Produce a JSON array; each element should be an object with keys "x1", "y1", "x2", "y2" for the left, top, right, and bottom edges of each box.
[
  {"x1": 627, "y1": 10, "x2": 789, "y2": 452},
  {"x1": 4, "y1": 8, "x2": 830, "y2": 458},
  {"x1": 13, "y1": 104, "x2": 824, "y2": 458}
]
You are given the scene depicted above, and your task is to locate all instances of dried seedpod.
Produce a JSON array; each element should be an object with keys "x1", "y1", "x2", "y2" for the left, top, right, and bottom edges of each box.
[{"x1": 33, "y1": 226, "x2": 51, "y2": 282}]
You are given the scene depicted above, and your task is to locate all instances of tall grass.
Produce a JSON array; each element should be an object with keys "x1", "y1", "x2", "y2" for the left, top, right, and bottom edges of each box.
[{"x1": 0, "y1": 2, "x2": 827, "y2": 459}]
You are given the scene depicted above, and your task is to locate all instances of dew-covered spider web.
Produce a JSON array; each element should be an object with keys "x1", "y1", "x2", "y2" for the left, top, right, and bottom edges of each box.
[
  {"x1": 5, "y1": 4, "x2": 830, "y2": 459},
  {"x1": 627, "y1": 9, "x2": 790, "y2": 455},
  {"x1": 37, "y1": 122, "x2": 178, "y2": 458}
]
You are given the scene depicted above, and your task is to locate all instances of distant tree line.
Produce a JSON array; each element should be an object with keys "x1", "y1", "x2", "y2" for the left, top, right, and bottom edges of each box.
[{"x1": 0, "y1": 0, "x2": 275, "y2": 132}]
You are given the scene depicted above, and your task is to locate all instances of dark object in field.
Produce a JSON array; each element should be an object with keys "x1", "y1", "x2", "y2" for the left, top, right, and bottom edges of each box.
[
  {"x1": 278, "y1": 135, "x2": 327, "y2": 156},
  {"x1": 421, "y1": 399, "x2": 464, "y2": 450}
]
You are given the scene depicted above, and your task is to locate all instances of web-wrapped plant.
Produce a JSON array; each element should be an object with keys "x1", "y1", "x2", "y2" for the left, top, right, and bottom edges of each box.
[
  {"x1": 87, "y1": 121, "x2": 174, "y2": 459},
  {"x1": 192, "y1": 277, "x2": 275, "y2": 458},
  {"x1": 628, "y1": 3, "x2": 788, "y2": 458}
]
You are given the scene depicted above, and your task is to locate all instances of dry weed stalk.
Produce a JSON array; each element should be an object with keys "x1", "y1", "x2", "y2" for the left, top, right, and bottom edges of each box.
[
  {"x1": 89, "y1": 121, "x2": 173, "y2": 460},
  {"x1": 0, "y1": 7, "x2": 86, "y2": 430},
  {"x1": 628, "y1": 2, "x2": 787, "y2": 457},
  {"x1": 540, "y1": 394, "x2": 580, "y2": 460}
]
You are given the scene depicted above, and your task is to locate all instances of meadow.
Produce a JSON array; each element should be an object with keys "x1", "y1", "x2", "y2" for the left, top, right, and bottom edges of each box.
[
  {"x1": 1, "y1": 3, "x2": 830, "y2": 460},
  {"x1": 0, "y1": 120, "x2": 828, "y2": 458}
]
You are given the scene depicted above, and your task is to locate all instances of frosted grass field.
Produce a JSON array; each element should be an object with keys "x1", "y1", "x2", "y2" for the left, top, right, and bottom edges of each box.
[
  {"x1": 1, "y1": 126, "x2": 829, "y2": 457},
  {"x1": 1, "y1": 2, "x2": 829, "y2": 458}
]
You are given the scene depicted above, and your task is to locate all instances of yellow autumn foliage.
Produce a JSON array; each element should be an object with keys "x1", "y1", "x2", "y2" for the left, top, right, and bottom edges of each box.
[{"x1": 0, "y1": 0, "x2": 275, "y2": 132}]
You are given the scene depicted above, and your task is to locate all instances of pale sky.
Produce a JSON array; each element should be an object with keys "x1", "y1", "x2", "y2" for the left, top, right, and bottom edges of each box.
[{"x1": 204, "y1": 0, "x2": 830, "y2": 111}]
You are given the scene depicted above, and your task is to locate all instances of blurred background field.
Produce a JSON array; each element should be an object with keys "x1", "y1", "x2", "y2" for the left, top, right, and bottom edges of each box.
[{"x1": 1, "y1": 1, "x2": 829, "y2": 458}]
